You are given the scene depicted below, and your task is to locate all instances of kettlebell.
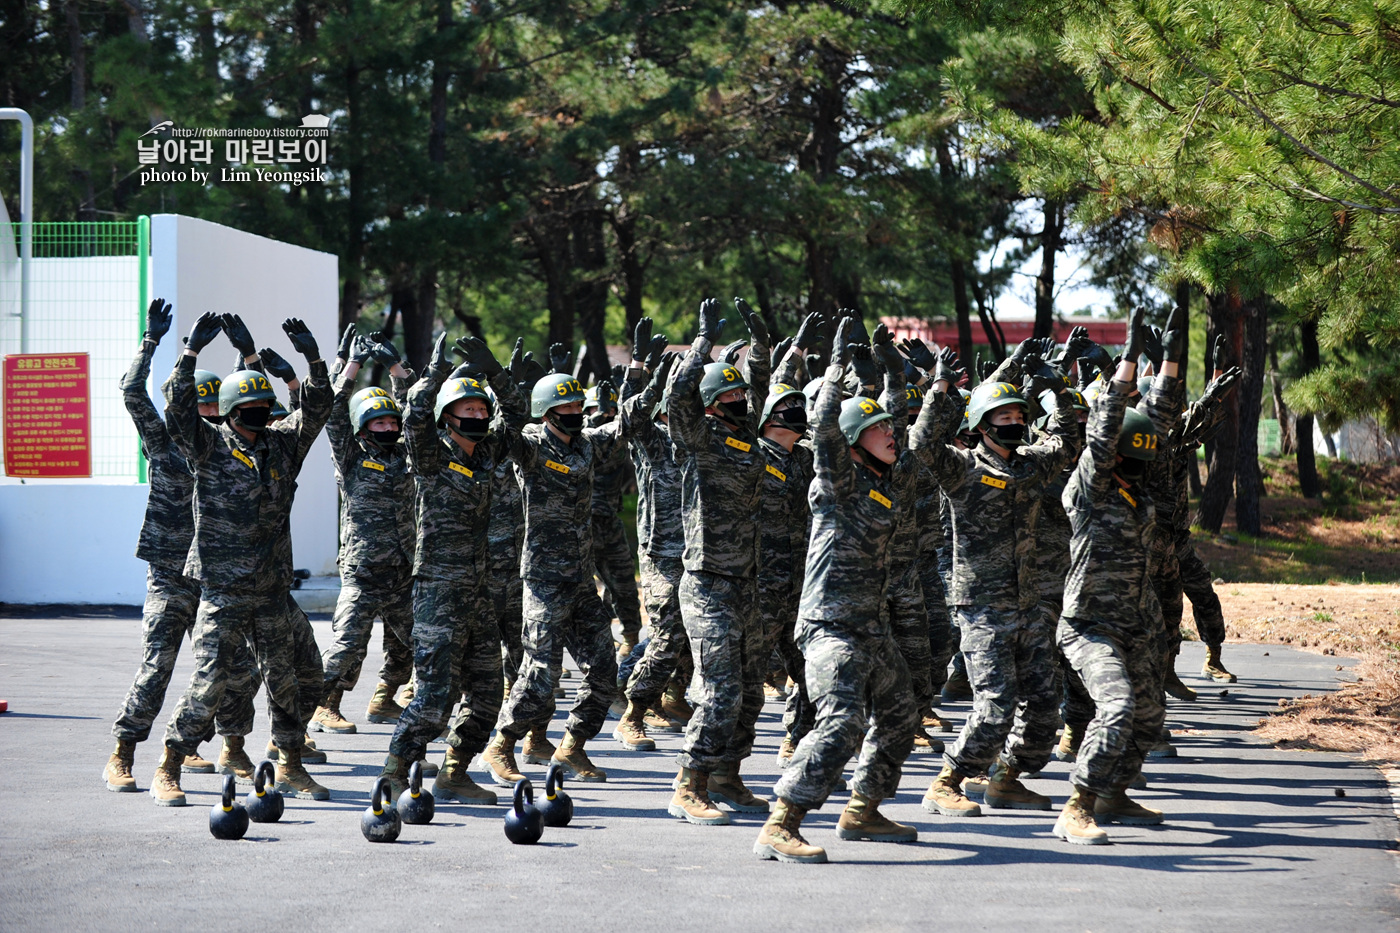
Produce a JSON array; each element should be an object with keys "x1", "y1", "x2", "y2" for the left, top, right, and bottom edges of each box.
[
  {"x1": 361, "y1": 776, "x2": 402, "y2": 843},
  {"x1": 396, "y1": 760, "x2": 435, "y2": 825},
  {"x1": 245, "y1": 760, "x2": 283, "y2": 823},
  {"x1": 209, "y1": 773, "x2": 250, "y2": 840},
  {"x1": 539, "y1": 762, "x2": 573, "y2": 828},
  {"x1": 503, "y1": 778, "x2": 543, "y2": 845}
]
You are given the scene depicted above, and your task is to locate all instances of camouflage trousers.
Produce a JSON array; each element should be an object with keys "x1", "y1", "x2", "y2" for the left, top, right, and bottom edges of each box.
[
  {"x1": 626, "y1": 553, "x2": 689, "y2": 710},
  {"x1": 490, "y1": 563, "x2": 524, "y2": 689},
  {"x1": 755, "y1": 563, "x2": 810, "y2": 744},
  {"x1": 1058, "y1": 616, "x2": 1165, "y2": 797},
  {"x1": 592, "y1": 512, "x2": 643, "y2": 641},
  {"x1": 889, "y1": 563, "x2": 933, "y2": 713},
  {"x1": 164, "y1": 583, "x2": 320, "y2": 756},
  {"x1": 498, "y1": 577, "x2": 618, "y2": 742},
  {"x1": 321, "y1": 569, "x2": 414, "y2": 694},
  {"x1": 390, "y1": 577, "x2": 502, "y2": 763},
  {"x1": 774, "y1": 624, "x2": 917, "y2": 809},
  {"x1": 113, "y1": 564, "x2": 256, "y2": 743},
  {"x1": 1162, "y1": 538, "x2": 1226, "y2": 652},
  {"x1": 945, "y1": 605, "x2": 1058, "y2": 776},
  {"x1": 919, "y1": 556, "x2": 954, "y2": 700},
  {"x1": 677, "y1": 569, "x2": 764, "y2": 773}
]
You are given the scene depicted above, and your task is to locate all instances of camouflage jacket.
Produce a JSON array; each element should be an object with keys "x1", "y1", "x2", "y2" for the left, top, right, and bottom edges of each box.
[
  {"x1": 667, "y1": 334, "x2": 771, "y2": 578},
  {"x1": 622, "y1": 368, "x2": 684, "y2": 559},
  {"x1": 919, "y1": 387, "x2": 1079, "y2": 612},
  {"x1": 756, "y1": 435, "x2": 814, "y2": 588},
  {"x1": 487, "y1": 457, "x2": 524, "y2": 574},
  {"x1": 404, "y1": 367, "x2": 522, "y2": 583},
  {"x1": 1035, "y1": 466, "x2": 1073, "y2": 603},
  {"x1": 122, "y1": 338, "x2": 195, "y2": 573},
  {"x1": 1061, "y1": 375, "x2": 1181, "y2": 627},
  {"x1": 163, "y1": 354, "x2": 332, "y2": 588}
]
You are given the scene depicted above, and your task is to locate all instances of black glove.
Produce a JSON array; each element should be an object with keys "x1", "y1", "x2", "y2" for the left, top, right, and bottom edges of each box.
[
  {"x1": 1010, "y1": 338, "x2": 1040, "y2": 365},
  {"x1": 977, "y1": 357, "x2": 996, "y2": 382},
  {"x1": 145, "y1": 299, "x2": 172, "y2": 344},
  {"x1": 831, "y1": 317, "x2": 855, "y2": 369},
  {"x1": 1212, "y1": 334, "x2": 1232, "y2": 372},
  {"x1": 221, "y1": 313, "x2": 256, "y2": 357},
  {"x1": 282, "y1": 318, "x2": 319, "y2": 360},
  {"x1": 367, "y1": 331, "x2": 401, "y2": 367},
  {"x1": 1057, "y1": 325, "x2": 1093, "y2": 363},
  {"x1": 518, "y1": 356, "x2": 546, "y2": 388},
  {"x1": 549, "y1": 342, "x2": 572, "y2": 374},
  {"x1": 455, "y1": 335, "x2": 503, "y2": 377},
  {"x1": 871, "y1": 322, "x2": 903, "y2": 375},
  {"x1": 838, "y1": 308, "x2": 869, "y2": 346},
  {"x1": 1203, "y1": 365, "x2": 1242, "y2": 403},
  {"x1": 632, "y1": 317, "x2": 654, "y2": 363},
  {"x1": 794, "y1": 312, "x2": 825, "y2": 352},
  {"x1": 260, "y1": 347, "x2": 297, "y2": 382},
  {"x1": 1025, "y1": 356, "x2": 1064, "y2": 397},
  {"x1": 697, "y1": 297, "x2": 725, "y2": 343},
  {"x1": 1142, "y1": 325, "x2": 1164, "y2": 370},
  {"x1": 186, "y1": 312, "x2": 223, "y2": 353},
  {"x1": 934, "y1": 346, "x2": 963, "y2": 385},
  {"x1": 807, "y1": 351, "x2": 825, "y2": 375},
  {"x1": 770, "y1": 336, "x2": 794, "y2": 368},
  {"x1": 651, "y1": 350, "x2": 678, "y2": 393},
  {"x1": 849, "y1": 344, "x2": 878, "y2": 386},
  {"x1": 644, "y1": 334, "x2": 668, "y2": 370},
  {"x1": 735, "y1": 297, "x2": 769, "y2": 346},
  {"x1": 898, "y1": 336, "x2": 938, "y2": 372},
  {"x1": 1124, "y1": 305, "x2": 1148, "y2": 365},
  {"x1": 508, "y1": 339, "x2": 529, "y2": 381},
  {"x1": 1162, "y1": 304, "x2": 1187, "y2": 364},
  {"x1": 337, "y1": 323, "x2": 357, "y2": 361},
  {"x1": 351, "y1": 334, "x2": 375, "y2": 365},
  {"x1": 430, "y1": 333, "x2": 451, "y2": 375},
  {"x1": 721, "y1": 340, "x2": 747, "y2": 365},
  {"x1": 1081, "y1": 343, "x2": 1113, "y2": 376}
]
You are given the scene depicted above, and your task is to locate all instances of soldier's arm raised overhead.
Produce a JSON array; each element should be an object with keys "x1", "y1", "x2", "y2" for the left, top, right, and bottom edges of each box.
[
  {"x1": 909, "y1": 346, "x2": 974, "y2": 491},
  {"x1": 667, "y1": 298, "x2": 724, "y2": 452},
  {"x1": 403, "y1": 333, "x2": 454, "y2": 478},
  {"x1": 274, "y1": 318, "x2": 334, "y2": 469},
  {"x1": 123, "y1": 299, "x2": 174, "y2": 461},
  {"x1": 736, "y1": 297, "x2": 771, "y2": 428},
  {"x1": 163, "y1": 310, "x2": 226, "y2": 463},
  {"x1": 810, "y1": 318, "x2": 859, "y2": 503}
]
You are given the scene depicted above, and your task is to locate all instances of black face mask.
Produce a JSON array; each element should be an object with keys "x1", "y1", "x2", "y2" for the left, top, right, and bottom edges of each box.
[
  {"x1": 1117, "y1": 458, "x2": 1147, "y2": 481},
  {"x1": 776, "y1": 407, "x2": 807, "y2": 432},
  {"x1": 202, "y1": 413, "x2": 226, "y2": 426},
  {"x1": 451, "y1": 415, "x2": 490, "y2": 442},
  {"x1": 368, "y1": 428, "x2": 401, "y2": 448},
  {"x1": 719, "y1": 398, "x2": 748, "y2": 422},
  {"x1": 550, "y1": 411, "x2": 584, "y2": 437},
  {"x1": 988, "y1": 422, "x2": 1026, "y2": 447},
  {"x1": 908, "y1": 409, "x2": 921, "y2": 425},
  {"x1": 234, "y1": 405, "x2": 271, "y2": 431},
  {"x1": 960, "y1": 432, "x2": 979, "y2": 449}
]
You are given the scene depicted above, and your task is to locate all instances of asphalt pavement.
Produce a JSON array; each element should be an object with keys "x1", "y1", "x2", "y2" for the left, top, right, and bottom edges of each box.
[{"x1": 0, "y1": 610, "x2": 1396, "y2": 932}]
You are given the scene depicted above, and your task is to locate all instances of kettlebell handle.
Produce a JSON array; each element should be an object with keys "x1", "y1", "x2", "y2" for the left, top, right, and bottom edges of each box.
[
  {"x1": 545, "y1": 763, "x2": 564, "y2": 801},
  {"x1": 513, "y1": 778, "x2": 533, "y2": 815},
  {"x1": 371, "y1": 775, "x2": 390, "y2": 815},
  {"x1": 408, "y1": 760, "x2": 423, "y2": 797},
  {"x1": 221, "y1": 772, "x2": 237, "y2": 811},
  {"x1": 253, "y1": 760, "x2": 275, "y2": 796}
]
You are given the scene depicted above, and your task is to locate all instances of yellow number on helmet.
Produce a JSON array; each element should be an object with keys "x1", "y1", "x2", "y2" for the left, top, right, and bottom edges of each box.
[
  {"x1": 557, "y1": 383, "x2": 568, "y2": 396},
  {"x1": 725, "y1": 368, "x2": 738, "y2": 382},
  {"x1": 859, "y1": 399, "x2": 877, "y2": 414}
]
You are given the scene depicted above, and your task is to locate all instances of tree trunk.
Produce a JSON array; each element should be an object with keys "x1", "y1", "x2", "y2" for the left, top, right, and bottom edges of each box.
[
  {"x1": 65, "y1": 0, "x2": 97, "y2": 222},
  {"x1": 1270, "y1": 345, "x2": 1293, "y2": 455},
  {"x1": 572, "y1": 207, "x2": 612, "y2": 385},
  {"x1": 1296, "y1": 318, "x2": 1322, "y2": 497},
  {"x1": 395, "y1": 283, "x2": 433, "y2": 374},
  {"x1": 935, "y1": 135, "x2": 975, "y2": 361},
  {"x1": 1033, "y1": 200, "x2": 1062, "y2": 339},
  {"x1": 340, "y1": 50, "x2": 364, "y2": 334},
  {"x1": 969, "y1": 276, "x2": 1006, "y2": 362},
  {"x1": 1234, "y1": 297, "x2": 1268, "y2": 536},
  {"x1": 1196, "y1": 289, "x2": 1242, "y2": 532}
]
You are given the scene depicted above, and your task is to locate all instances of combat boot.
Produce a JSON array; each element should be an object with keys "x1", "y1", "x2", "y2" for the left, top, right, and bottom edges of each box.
[
  {"x1": 616, "y1": 634, "x2": 639, "y2": 665},
  {"x1": 311, "y1": 688, "x2": 357, "y2": 733},
  {"x1": 1165, "y1": 669, "x2": 1198, "y2": 701},
  {"x1": 1053, "y1": 787, "x2": 1109, "y2": 845},
  {"x1": 922, "y1": 708, "x2": 950, "y2": 732},
  {"x1": 182, "y1": 748, "x2": 216, "y2": 773},
  {"x1": 523, "y1": 725, "x2": 557, "y2": 765},
  {"x1": 612, "y1": 701, "x2": 657, "y2": 751},
  {"x1": 708, "y1": 762, "x2": 770, "y2": 813},
  {"x1": 150, "y1": 745, "x2": 186, "y2": 807},
  {"x1": 483, "y1": 732, "x2": 527, "y2": 787},
  {"x1": 396, "y1": 679, "x2": 416, "y2": 706},
  {"x1": 274, "y1": 743, "x2": 330, "y2": 800},
  {"x1": 922, "y1": 764, "x2": 982, "y2": 817},
  {"x1": 984, "y1": 758, "x2": 1052, "y2": 811},
  {"x1": 753, "y1": 798, "x2": 826, "y2": 863},
  {"x1": 963, "y1": 773, "x2": 988, "y2": 799},
  {"x1": 1095, "y1": 790, "x2": 1165, "y2": 825},
  {"x1": 265, "y1": 735, "x2": 326, "y2": 765},
  {"x1": 433, "y1": 746, "x2": 498, "y2": 805},
  {"x1": 1203, "y1": 645, "x2": 1237, "y2": 683},
  {"x1": 553, "y1": 732, "x2": 607, "y2": 782},
  {"x1": 1145, "y1": 728, "x2": 1178, "y2": 759},
  {"x1": 104, "y1": 738, "x2": 138, "y2": 792},
  {"x1": 912, "y1": 725, "x2": 944, "y2": 754},
  {"x1": 669, "y1": 768, "x2": 730, "y2": 825},
  {"x1": 776, "y1": 735, "x2": 797, "y2": 769},
  {"x1": 660, "y1": 683, "x2": 694, "y2": 723},
  {"x1": 379, "y1": 753, "x2": 410, "y2": 800},
  {"x1": 218, "y1": 735, "x2": 256, "y2": 785},
  {"x1": 365, "y1": 682, "x2": 405, "y2": 724},
  {"x1": 1053, "y1": 724, "x2": 1082, "y2": 762},
  {"x1": 644, "y1": 707, "x2": 685, "y2": 733},
  {"x1": 837, "y1": 793, "x2": 918, "y2": 842},
  {"x1": 941, "y1": 667, "x2": 973, "y2": 701}
]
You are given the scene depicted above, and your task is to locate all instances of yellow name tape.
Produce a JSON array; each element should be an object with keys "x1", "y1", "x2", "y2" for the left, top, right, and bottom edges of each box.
[
  {"x1": 868, "y1": 489, "x2": 892, "y2": 509},
  {"x1": 724, "y1": 437, "x2": 752, "y2": 453},
  {"x1": 765, "y1": 464, "x2": 786, "y2": 482},
  {"x1": 231, "y1": 449, "x2": 255, "y2": 470},
  {"x1": 449, "y1": 462, "x2": 474, "y2": 478},
  {"x1": 980, "y1": 475, "x2": 1007, "y2": 490},
  {"x1": 545, "y1": 460, "x2": 571, "y2": 474},
  {"x1": 362, "y1": 460, "x2": 385, "y2": 472},
  {"x1": 1119, "y1": 487, "x2": 1137, "y2": 508}
]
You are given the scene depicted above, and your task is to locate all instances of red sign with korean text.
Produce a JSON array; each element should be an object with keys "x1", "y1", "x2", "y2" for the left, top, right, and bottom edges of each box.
[{"x1": 3, "y1": 353, "x2": 92, "y2": 478}]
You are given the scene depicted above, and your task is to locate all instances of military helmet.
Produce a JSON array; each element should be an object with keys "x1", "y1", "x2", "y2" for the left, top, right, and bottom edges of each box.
[
  {"x1": 218, "y1": 369, "x2": 277, "y2": 416},
  {"x1": 1082, "y1": 379, "x2": 1105, "y2": 406},
  {"x1": 353, "y1": 394, "x2": 402, "y2": 432},
  {"x1": 905, "y1": 383, "x2": 926, "y2": 409},
  {"x1": 436, "y1": 376, "x2": 494, "y2": 423},
  {"x1": 839, "y1": 396, "x2": 893, "y2": 446},
  {"x1": 350, "y1": 385, "x2": 389, "y2": 413},
  {"x1": 1136, "y1": 376, "x2": 1153, "y2": 397},
  {"x1": 1035, "y1": 387, "x2": 1088, "y2": 429},
  {"x1": 531, "y1": 373, "x2": 585, "y2": 418},
  {"x1": 269, "y1": 399, "x2": 290, "y2": 422},
  {"x1": 803, "y1": 378, "x2": 825, "y2": 412},
  {"x1": 1118, "y1": 407, "x2": 1160, "y2": 461},
  {"x1": 957, "y1": 387, "x2": 972, "y2": 435},
  {"x1": 700, "y1": 362, "x2": 748, "y2": 408},
  {"x1": 762, "y1": 383, "x2": 807, "y2": 427},
  {"x1": 965, "y1": 381, "x2": 1027, "y2": 434},
  {"x1": 194, "y1": 370, "x2": 222, "y2": 406},
  {"x1": 584, "y1": 382, "x2": 619, "y2": 413}
]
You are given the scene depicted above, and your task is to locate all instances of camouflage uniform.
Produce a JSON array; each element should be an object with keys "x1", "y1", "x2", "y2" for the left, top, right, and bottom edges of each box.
[
  {"x1": 936, "y1": 493, "x2": 966, "y2": 685},
  {"x1": 920, "y1": 385, "x2": 1078, "y2": 777},
  {"x1": 916, "y1": 481, "x2": 954, "y2": 700},
  {"x1": 1036, "y1": 463, "x2": 1095, "y2": 734},
  {"x1": 161, "y1": 355, "x2": 333, "y2": 757},
  {"x1": 591, "y1": 448, "x2": 643, "y2": 643},
  {"x1": 112, "y1": 338, "x2": 254, "y2": 744},
  {"x1": 388, "y1": 366, "x2": 520, "y2": 765},
  {"x1": 773, "y1": 364, "x2": 941, "y2": 808},
  {"x1": 1058, "y1": 376, "x2": 1180, "y2": 796},
  {"x1": 487, "y1": 457, "x2": 526, "y2": 687},
  {"x1": 320, "y1": 370, "x2": 417, "y2": 695},
  {"x1": 669, "y1": 335, "x2": 773, "y2": 773}
]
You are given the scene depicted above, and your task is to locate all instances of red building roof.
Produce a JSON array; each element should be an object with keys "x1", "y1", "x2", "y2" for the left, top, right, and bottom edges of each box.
[{"x1": 883, "y1": 316, "x2": 1126, "y2": 348}]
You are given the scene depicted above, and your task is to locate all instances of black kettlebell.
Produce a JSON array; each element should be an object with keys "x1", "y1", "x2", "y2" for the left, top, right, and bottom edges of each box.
[
  {"x1": 397, "y1": 760, "x2": 435, "y2": 825},
  {"x1": 245, "y1": 760, "x2": 283, "y2": 823},
  {"x1": 503, "y1": 778, "x2": 543, "y2": 845},
  {"x1": 209, "y1": 773, "x2": 250, "y2": 840},
  {"x1": 361, "y1": 776, "x2": 402, "y2": 843},
  {"x1": 539, "y1": 762, "x2": 573, "y2": 828}
]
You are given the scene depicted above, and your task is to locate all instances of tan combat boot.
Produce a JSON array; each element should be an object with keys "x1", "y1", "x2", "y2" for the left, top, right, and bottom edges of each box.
[
  {"x1": 218, "y1": 735, "x2": 257, "y2": 785},
  {"x1": 379, "y1": 753, "x2": 410, "y2": 800},
  {"x1": 923, "y1": 708, "x2": 950, "y2": 732},
  {"x1": 612, "y1": 701, "x2": 657, "y2": 751},
  {"x1": 616, "y1": 634, "x2": 639, "y2": 665},
  {"x1": 660, "y1": 682, "x2": 694, "y2": 723},
  {"x1": 838, "y1": 792, "x2": 918, "y2": 842},
  {"x1": 1053, "y1": 724, "x2": 1082, "y2": 762},
  {"x1": 553, "y1": 731, "x2": 607, "y2": 782},
  {"x1": 396, "y1": 678, "x2": 416, "y2": 706},
  {"x1": 104, "y1": 738, "x2": 138, "y2": 792},
  {"x1": 266, "y1": 735, "x2": 327, "y2": 765},
  {"x1": 150, "y1": 746, "x2": 186, "y2": 807},
  {"x1": 1095, "y1": 789, "x2": 1165, "y2": 825},
  {"x1": 482, "y1": 732, "x2": 527, "y2": 787},
  {"x1": 1165, "y1": 668, "x2": 1198, "y2": 701},
  {"x1": 1145, "y1": 729, "x2": 1178, "y2": 759},
  {"x1": 274, "y1": 742, "x2": 330, "y2": 800},
  {"x1": 365, "y1": 682, "x2": 405, "y2": 724},
  {"x1": 984, "y1": 758, "x2": 1052, "y2": 811},
  {"x1": 941, "y1": 667, "x2": 973, "y2": 701},
  {"x1": 922, "y1": 764, "x2": 982, "y2": 817},
  {"x1": 669, "y1": 767, "x2": 730, "y2": 825},
  {"x1": 1203, "y1": 645, "x2": 1237, "y2": 683},
  {"x1": 311, "y1": 687, "x2": 357, "y2": 734},
  {"x1": 1053, "y1": 787, "x2": 1109, "y2": 845},
  {"x1": 776, "y1": 735, "x2": 797, "y2": 769},
  {"x1": 433, "y1": 746, "x2": 499, "y2": 805},
  {"x1": 182, "y1": 747, "x2": 216, "y2": 773},
  {"x1": 753, "y1": 798, "x2": 826, "y2": 862},
  {"x1": 522, "y1": 725, "x2": 557, "y2": 765},
  {"x1": 963, "y1": 773, "x2": 989, "y2": 799},
  {"x1": 644, "y1": 707, "x2": 684, "y2": 733},
  {"x1": 708, "y1": 761, "x2": 770, "y2": 813},
  {"x1": 912, "y1": 726, "x2": 944, "y2": 754}
]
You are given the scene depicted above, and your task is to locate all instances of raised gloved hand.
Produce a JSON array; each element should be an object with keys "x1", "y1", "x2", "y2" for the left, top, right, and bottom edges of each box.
[
  {"x1": 934, "y1": 346, "x2": 963, "y2": 385},
  {"x1": 977, "y1": 356, "x2": 996, "y2": 382},
  {"x1": 222, "y1": 313, "x2": 256, "y2": 358},
  {"x1": 282, "y1": 318, "x2": 319, "y2": 361},
  {"x1": 897, "y1": 336, "x2": 938, "y2": 372},
  {"x1": 337, "y1": 324, "x2": 357, "y2": 362},
  {"x1": 186, "y1": 312, "x2": 224, "y2": 353},
  {"x1": 1211, "y1": 333, "x2": 1232, "y2": 373},
  {"x1": 1057, "y1": 325, "x2": 1093, "y2": 363},
  {"x1": 367, "y1": 331, "x2": 401, "y2": 367},
  {"x1": 651, "y1": 350, "x2": 679, "y2": 393},
  {"x1": 849, "y1": 343, "x2": 878, "y2": 386},
  {"x1": 872, "y1": 322, "x2": 903, "y2": 376},
  {"x1": 1163, "y1": 304, "x2": 1187, "y2": 364},
  {"x1": 632, "y1": 317, "x2": 654, "y2": 363},
  {"x1": 455, "y1": 335, "x2": 503, "y2": 377},
  {"x1": 548, "y1": 342, "x2": 572, "y2": 375},
  {"x1": 1025, "y1": 356, "x2": 1065, "y2": 397},
  {"x1": 721, "y1": 340, "x2": 747, "y2": 365},
  {"x1": 1202, "y1": 366, "x2": 1242, "y2": 405},
  {"x1": 350, "y1": 334, "x2": 375, "y2": 365},
  {"x1": 697, "y1": 297, "x2": 726, "y2": 343},
  {"x1": 1123, "y1": 305, "x2": 1148, "y2": 366},
  {"x1": 260, "y1": 347, "x2": 297, "y2": 382},
  {"x1": 838, "y1": 308, "x2": 869, "y2": 346},
  {"x1": 832, "y1": 317, "x2": 856, "y2": 369},
  {"x1": 735, "y1": 297, "x2": 769, "y2": 346},
  {"x1": 1142, "y1": 324, "x2": 1164, "y2": 370},
  {"x1": 145, "y1": 299, "x2": 173, "y2": 344},
  {"x1": 430, "y1": 333, "x2": 452, "y2": 375},
  {"x1": 770, "y1": 336, "x2": 794, "y2": 367},
  {"x1": 794, "y1": 312, "x2": 826, "y2": 352}
]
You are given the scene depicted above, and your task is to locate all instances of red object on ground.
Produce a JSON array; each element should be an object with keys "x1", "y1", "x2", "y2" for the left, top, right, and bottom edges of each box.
[{"x1": 0, "y1": 700, "x2": 8, "y2": 714}]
